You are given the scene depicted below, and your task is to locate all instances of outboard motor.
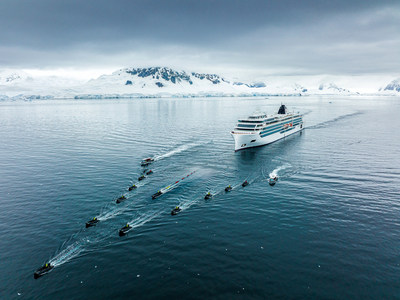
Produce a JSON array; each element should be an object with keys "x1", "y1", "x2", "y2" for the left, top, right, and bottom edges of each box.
[{"x1": 277, "y1": 104, "x2": 287, "y2": 114}]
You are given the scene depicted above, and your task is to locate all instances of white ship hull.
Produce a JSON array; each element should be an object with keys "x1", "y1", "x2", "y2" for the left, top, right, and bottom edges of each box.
[{"x1": 232, "y1": 124, "x2": 303, "y2": 151}]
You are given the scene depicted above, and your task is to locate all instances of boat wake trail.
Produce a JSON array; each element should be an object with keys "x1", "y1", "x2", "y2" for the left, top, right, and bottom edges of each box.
[
  {"x1": 95, "y1": 194, "x2": 133, "y2": 221},
  {"x1": 269, "y1": 164, "x2": 290, "y2": 178},
  {"x1": 48, "y1": 179, "x2": 151, "y2": 268},
  {"x1": 207, "y1": 187, "x2": 226, "y2": 198},
  {"x1": 49, "y1": 241, "x2": 83, "y2": 267},
  {"x1": 97, "y1": 207, "x2": 124, "y2": 221},
  {"x1": 153, "y1": 141, "x2": 208, "y2": 161},
  {"x1": 128, "y1": 211, "x2": 162, "y2": 228},
  {"x1": 154, "y1": 170, "x2": 197, "y2": 199},
  {"x1": 214, "y1": 180, "x2": 246, "y2": 195},
  {"x1": 178, "y1": 194, "x2": 203, "y2": 211},
  {"x1": 179, "y1": 177, "x2": 258, "y2": 212},
  {"x1": 178, "y1": 188, "x2": 213, "y2": 212},
  {"x1": 95, "y1": 179, "x2": 147, "y2": 221},
  {"x1": 307, "y1": 111, "x2": 362, "y2": 130}
]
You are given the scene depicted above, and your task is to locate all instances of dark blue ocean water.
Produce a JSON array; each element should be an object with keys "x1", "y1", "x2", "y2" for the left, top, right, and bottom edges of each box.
[{"x1": 0, "y1": 96, "x2": 399, "y2": 299}]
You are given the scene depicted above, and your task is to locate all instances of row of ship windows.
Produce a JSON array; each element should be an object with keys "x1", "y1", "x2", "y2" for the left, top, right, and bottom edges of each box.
[
  {"x1": 236, "y1": 125, "x2": 299, "y2": 132},
  {"x1": 236, "y1": 124, "x2": 257, "y2": 128},
  {"x1": 260, "y1": 123, "x2": 302, "y2": 137},
  {"x1": 238, "y1": 120, "x2": 264, "y2": 124},
  {"x1": 260, "y1": 127, "x2": 282, "y2": 137},
  {"x1": 238, "y1": 117, "x2": 302, "y2": 127},
  {"x1": 259, "y1": 120, "x2": 302, "y2": 133},
  {"x1": 236, "y1": 119, "x2": 303, "y2": 132},
  {"x1": 235, "y1": 127, "x2": 259, "y2": 131},
  {"x1": 238, "y1": 119, "x2": 280, "y2": 125}
]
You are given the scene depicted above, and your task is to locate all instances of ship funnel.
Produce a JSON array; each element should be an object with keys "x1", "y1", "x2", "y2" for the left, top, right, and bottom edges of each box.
[{"x1": 277, "y1": 104, "x2": 287, "y2": 114}]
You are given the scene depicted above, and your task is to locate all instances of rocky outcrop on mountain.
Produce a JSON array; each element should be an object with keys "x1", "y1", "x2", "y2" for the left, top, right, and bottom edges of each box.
[{"x1": 383, "y1": 79, "x2": 400, "y2": 92}]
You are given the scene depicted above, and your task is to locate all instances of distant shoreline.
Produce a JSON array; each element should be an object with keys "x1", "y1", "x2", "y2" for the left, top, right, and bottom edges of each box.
[{"x1": 1, "y1": 93, "x2": 400, "y2": 102}]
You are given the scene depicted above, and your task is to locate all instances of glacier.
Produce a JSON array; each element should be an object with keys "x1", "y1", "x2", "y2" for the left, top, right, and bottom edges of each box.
[{"x1": 0, "y1": 67, "x2": 399, "y2": 100}]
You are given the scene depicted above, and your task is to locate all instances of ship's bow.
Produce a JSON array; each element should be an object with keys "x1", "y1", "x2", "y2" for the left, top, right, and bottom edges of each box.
[{"x1": 231, "y1": 131, "x2": 255, "y2": 151}]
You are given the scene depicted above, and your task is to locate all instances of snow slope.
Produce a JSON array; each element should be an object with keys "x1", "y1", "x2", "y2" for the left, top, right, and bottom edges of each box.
[{"x1": 0, "y1": 67, "x2": 399, "y2": 99}]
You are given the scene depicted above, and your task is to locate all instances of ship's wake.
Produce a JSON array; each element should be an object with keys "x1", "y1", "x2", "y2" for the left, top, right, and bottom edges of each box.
[
  {"x1": 97, "y1": 206, "x2": 125, "y2": 221},
  {"x1": 49, "y1": 240, "x2": 83, "y2": 267},
  {"x1": 268, "y1": 164, "x2": 290, "y2": 178},
  {"x1": 153, "y1": 141, "x2": 209, "y2": 161},
  {"x1": 95, "y1": 178, "x2": 148, "y2": 221},
  {"x1": 177, "y1": 185, "x2": 221, "y2": 212},
  {"x1": 307, "y1": 111, "x2": 362, "y2": 129},
  {"x1": 157, "y1": 170, "x2": 197, "y2": 197},
  {"x1": 128, "y1": 211, "x2": 163, "y2": 228},
  {"x1": 177, "y1": 174, "x2": 262, "y2": 213},
  {"x1": 178, "y1": 196, "x2": 201, "y2": 211},
  {"x1": 47, "y1": 179, "x2": 153, "y2": 267}
]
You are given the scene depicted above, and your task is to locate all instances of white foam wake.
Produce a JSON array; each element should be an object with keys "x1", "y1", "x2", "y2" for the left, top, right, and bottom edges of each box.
[
  {"x1": 153, "y1": 142, "x2": 205, "y2": 161},
  {"x1": 97, "y1": 207, "x2": 125, "y2": 221},
  {"x1": 96, "y1": 193, "x2": 136, "y2": 221},
  {"x1": 49, "y1": 241, "x2": 83, "y2": 267},
  {"x1": 307, "y1": 111, "x2": 362, "y2": 129},
  {"x1": 177, "y1": 189, "x2": 206, "y2": 211},
  {"x1": 269, "y1": 164, "x2": 290, "y2": 178},
  {"x1": 128, "y1": 211, "x2": 162, "y2": 228},
  {"x1": 93, "y1": 176, "x2": 149, "y2": 222}
]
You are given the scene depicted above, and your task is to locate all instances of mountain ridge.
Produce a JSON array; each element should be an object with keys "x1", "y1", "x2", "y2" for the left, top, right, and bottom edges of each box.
[{"x1": 0, "y1": 67, "x2": 399, "y2": 100}]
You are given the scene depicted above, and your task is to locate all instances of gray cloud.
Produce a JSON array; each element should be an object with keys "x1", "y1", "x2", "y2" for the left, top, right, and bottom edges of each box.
[{"x1": 0, "y1": 0, "x2": 399, "y2": 76}]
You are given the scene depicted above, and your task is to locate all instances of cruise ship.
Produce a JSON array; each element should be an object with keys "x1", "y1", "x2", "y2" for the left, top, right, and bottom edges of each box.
[{"x1": 231, "y1": 105, "x2": 303, "y2": 151}]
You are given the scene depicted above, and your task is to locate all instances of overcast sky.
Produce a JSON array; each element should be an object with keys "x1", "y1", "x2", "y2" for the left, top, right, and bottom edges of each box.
[{"x1": 0, "y1": 0, "x2": 399, "y2": 79}]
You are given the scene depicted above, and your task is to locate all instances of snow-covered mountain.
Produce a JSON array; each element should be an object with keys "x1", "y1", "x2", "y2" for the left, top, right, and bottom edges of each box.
[
  {"x1": 318, "y1": 83, "x2": 351, "y2": 93},
  {"x1": 0, "y1": 67, "x2": 399, "y2": 100},
  {"x1": 0, "y1": 70, "x2": 30, "y2": 85},
  {"x1": 382, "y1": 79, "x2": 400, "y2": 92},
  {"x1": 72, "y1": 67, "x2": 272, "y2": 98},
  {"x1": 0, "y1": 69, "x2": 84, "y2": 100},
  {"x1": 71, "y1": 67, "x2": 384, "y2": 98}
]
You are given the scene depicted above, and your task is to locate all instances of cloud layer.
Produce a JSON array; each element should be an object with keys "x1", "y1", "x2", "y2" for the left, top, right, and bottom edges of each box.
[{"x1": 1, "y1": 0, "x2": 399, "y2": 77}]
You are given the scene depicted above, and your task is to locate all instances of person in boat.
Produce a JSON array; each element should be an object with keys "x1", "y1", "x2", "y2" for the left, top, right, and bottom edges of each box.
[
  {"x1": 269, "y1": 176, "x2": 277, "y2": 186},
  {"x1": 171, "y1": 206, "x2": 181, "y2": 215},
  {"x1": 116, "y1": 195, "x2": 126, "y2": 203},
  {"x1": 34, "y1": 261, "x2": 54, "y2": 276},
  {"x1": 152, "y1": 190, "x2": 162, "y2": 199}
]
